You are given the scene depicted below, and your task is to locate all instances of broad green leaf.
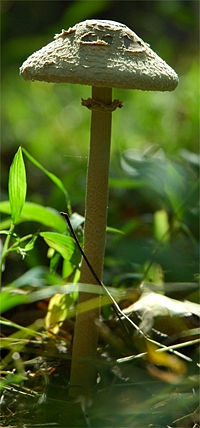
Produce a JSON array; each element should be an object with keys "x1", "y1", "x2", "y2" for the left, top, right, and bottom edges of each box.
[
  {"x1": 40, "y1": 232, "x2": 75, "y2": 260},
  {"x1": 0, "y1": 201, "x2": 66, "y2": 232},
  {"x1": 0, "y1": 218, "x2": 11, "y2": 230},
  {"x1": 22, "y1": 147, "x2": 70, "y2": 204},
  {"x1": 0, "y1": 291, "x2": 29, "y2": 314},
  {"x1": 8, "y1": 147, "x2": 27, "y2": 224},
  {"x1": 45, "y1": 293, "x2": 73, "y2": 333}
]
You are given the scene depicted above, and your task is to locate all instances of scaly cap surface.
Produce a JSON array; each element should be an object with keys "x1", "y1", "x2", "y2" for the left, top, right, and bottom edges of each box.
[{"x1": 20, "y1": 19, "x2": 178, "y2": 91}]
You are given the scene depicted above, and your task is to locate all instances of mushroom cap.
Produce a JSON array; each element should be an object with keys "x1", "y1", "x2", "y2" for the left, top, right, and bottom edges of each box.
[{"x1": 20, "y1": 19, "x2": 178, "y2": 91}]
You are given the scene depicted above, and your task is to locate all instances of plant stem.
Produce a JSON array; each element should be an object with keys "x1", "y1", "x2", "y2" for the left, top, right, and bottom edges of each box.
[
  {"x1": 0, "y1": 223, "x2": 14, "y2": 288},
  {"x1": 70, "y1": 86, "x2": 112, "y2": 394},
  {"x1": 7, "y1": 234, "x2": 34, "y2": 252}
]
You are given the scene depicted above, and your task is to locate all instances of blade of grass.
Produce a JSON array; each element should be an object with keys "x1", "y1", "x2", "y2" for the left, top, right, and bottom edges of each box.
[
  {"x1": 0, "y1": 316, "x2": 45, "y2": 337},
  {"x1": 22, "y1": 147, "x2": 71, "y2": 213},
  {"x1": 8, "y1": 147, "x2": 27, "y2": 224}
]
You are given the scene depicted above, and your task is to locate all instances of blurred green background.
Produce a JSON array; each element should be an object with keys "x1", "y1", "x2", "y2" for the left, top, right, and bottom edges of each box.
[{"x1": 1, "y1": 0, "x2": 199, "y2": 284}]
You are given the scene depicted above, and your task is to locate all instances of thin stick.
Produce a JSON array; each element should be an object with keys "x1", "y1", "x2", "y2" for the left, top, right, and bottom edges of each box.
[{"x1": 117, "y1": 338, "x2": 197, "y2": 364}]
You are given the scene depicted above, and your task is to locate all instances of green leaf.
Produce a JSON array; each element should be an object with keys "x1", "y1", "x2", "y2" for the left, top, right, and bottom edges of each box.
[
  {"x1": 154, "y1": 209, "x2": 170, "y2": 243},
  {"x1": 0, "y1": 218, "x2": 11, "y2": 230},
  {"x1": 40, "y1": 232, "x2": 75, "y2": 260},
  {"x1": 0, "y1": 316, "x2": 44, "y2": 336},
  {"x1": 23, "y1": 235, "x2": 38, "y2": 252},
  {"x1": 22, "y1": 147, "x2": 70, "y2": 204},
  {"x1": 0, "y1": 291, "x2": 29, "y2": 314},
  {"x1": 0, "y1": 201, "x2": 66, "y2": 232},
  {"x1": 45, "y1": 293, "x2": 73, "y2": 333},
  {"x1": 0, "y1": 374, "x2": 27, "y2": 390},
  {"x1": 8, "y1": 147, "x2": 27, "y2": 224},
  {"x1": 50, "y1": 251, "x2": 61, "y2": 274},
  {"x1": 62, "y1": 259, "x2": 74, "y2": 279},
  {"x1": 106, "y1": 226, "x2": 124, "y2": 235}
]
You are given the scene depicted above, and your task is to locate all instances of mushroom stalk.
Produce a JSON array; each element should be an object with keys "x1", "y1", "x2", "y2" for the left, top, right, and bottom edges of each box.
[
  {"x1": 70, "y1": 86, "x2": 112, "y2": 393},
  {"x1": 19, "y1": 16, "x2": 178, "y2": 396}
]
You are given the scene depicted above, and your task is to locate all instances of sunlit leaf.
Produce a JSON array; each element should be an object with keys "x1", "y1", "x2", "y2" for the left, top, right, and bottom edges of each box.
[
  {"x1": 0, "y1": 201, "x2": 66, "y2": 232},
  {"x1": 154, "y1": 209, "x2": 169, "y2": 243},
  {"x1": 8, "y1": 147, "x2": 27, "y2": 224},
  {"x1": 45, "y1": 293, "x2": 73, "y2": 334},
  {"x1": 40, "y1": 232, "x2": 75, "y2": 260}
]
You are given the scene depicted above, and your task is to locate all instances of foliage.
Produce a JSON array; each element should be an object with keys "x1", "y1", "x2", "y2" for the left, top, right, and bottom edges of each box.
[
  {"x1": 0, "y1": 1, "x2": 199, "y2": 426},
  {"x1": 0, "y1": 145, "x2": 199, "y2": 427}
]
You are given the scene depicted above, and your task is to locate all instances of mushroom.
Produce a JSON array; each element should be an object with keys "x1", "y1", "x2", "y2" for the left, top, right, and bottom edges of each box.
[{"x1": 20, "y1": 19, "x2": 178, "y2": 393}]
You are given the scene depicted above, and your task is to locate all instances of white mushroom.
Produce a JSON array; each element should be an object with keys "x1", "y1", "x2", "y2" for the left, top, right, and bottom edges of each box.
[
  {"x1": 20, "y1": 19, "x2": 178, "y2": 394},
  {"x1": 20, "y1": 19, "x2": 178, "y2": 91}
]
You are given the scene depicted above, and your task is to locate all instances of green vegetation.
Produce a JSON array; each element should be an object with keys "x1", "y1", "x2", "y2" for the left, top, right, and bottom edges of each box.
[{"x1": 0, "y1": 1, "x2": 199, "y2": 427}]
